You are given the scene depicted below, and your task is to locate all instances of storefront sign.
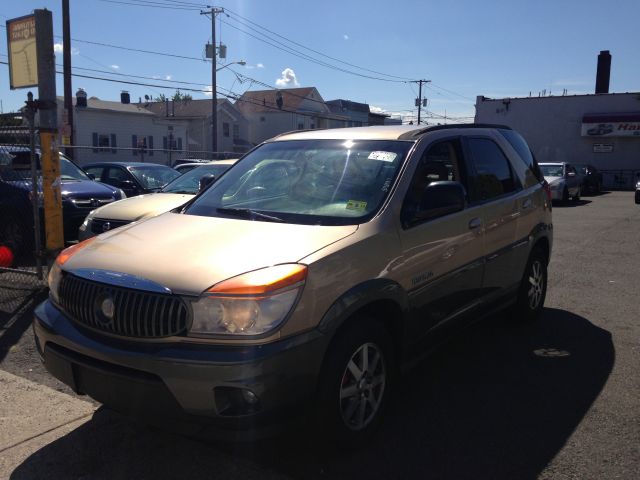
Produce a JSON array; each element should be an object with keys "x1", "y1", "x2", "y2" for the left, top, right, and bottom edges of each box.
[
  {"x1": 582, "y1": 113, "x2": 640, "y2": 137},
  {"x1": 593, "y1": 143, "x2": 614, "y2": 153},
  {"x1": 6, "y1": 15, "x2": 38, "y2": 89}
]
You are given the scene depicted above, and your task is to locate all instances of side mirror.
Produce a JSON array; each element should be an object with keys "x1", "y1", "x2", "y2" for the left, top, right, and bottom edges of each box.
[
  {"x1": 120, "y1": 179, "x2": 136, "y2": 187},
  {"x1": 404, "y1": 181, "x2": 466, "y2": 227},
  {"x1": 567, "y1": 171, "x2": 576, "y2": 177},
  {"x1": 199, "y1": 174, "x2": 216, "y2": 192},
  {"x1": 87, "y1": 173, "x2": 96, "y2": 180}
]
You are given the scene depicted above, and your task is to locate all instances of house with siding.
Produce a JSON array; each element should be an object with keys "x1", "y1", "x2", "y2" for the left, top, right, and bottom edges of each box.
[
  {"x1": 326, "y1": 99, "x2": 370, "y2": 127},
  {"x1": 145, "y1": 98, "x2": 250, "y2": 156},
  {"x1": 234, "y1": 87, "x2": 348, "y2": 145},
  {"x1": 56, "y1": 90, "x2": 190, "y2": 166}
]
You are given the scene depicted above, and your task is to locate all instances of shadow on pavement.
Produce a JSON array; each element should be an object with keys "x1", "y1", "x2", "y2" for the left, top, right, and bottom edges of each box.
[
  {"x1": 0, "y1": 288, "x2": 47, "y2": 364},
  {"x1": 552, "y1": 199, "x2": 592, "y2": 208},
  {"x1": 11, "y1": 308, "x2": 613, "y2": 480}
]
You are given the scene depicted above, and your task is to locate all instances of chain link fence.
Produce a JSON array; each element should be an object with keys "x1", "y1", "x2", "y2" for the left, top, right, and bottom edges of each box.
[{"x1": 0, "y1": 112, "x2": 47, "y2": 322}]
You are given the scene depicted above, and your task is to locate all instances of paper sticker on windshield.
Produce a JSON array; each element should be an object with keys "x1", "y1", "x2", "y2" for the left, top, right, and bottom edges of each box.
[
  {"x1": 346, "y1": 200, "x2": 367, "y2": 211},
  {"x1": 368, "y1": 151, "x2": 397, "y2": 162}
]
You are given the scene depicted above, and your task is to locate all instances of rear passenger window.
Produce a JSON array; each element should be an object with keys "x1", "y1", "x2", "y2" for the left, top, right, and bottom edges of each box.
[
  {"x1": 499, "y1": 129, "x2": 542, "y2": 187},
  {"x1": 84, "y1": 167, "x2": 104, "y2": 181},
  {"x1": 467, "y1": 138, "x2": 517, "y2": 202}
]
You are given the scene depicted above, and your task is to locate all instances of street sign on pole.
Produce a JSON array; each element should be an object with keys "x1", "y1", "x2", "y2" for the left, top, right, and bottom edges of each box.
[{"x1": 6, "y1": 14, "x2": 38, "y2": 89}]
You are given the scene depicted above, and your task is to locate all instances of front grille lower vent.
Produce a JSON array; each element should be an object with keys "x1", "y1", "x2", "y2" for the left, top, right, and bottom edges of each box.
[{"x1": 58, "y1": 274, "x2": 189, "y2": 338}]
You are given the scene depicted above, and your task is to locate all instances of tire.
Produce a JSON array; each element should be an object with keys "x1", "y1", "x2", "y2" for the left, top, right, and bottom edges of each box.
[
  {"x1": 316, "y1": 318, "x2": 394, "y2": 448},
  {"x1": 573, "y1": 187, "x2": 581, "y2": 202},
  {"x1": 514, "y1": 247, "x2": 548, "y2": 322}
]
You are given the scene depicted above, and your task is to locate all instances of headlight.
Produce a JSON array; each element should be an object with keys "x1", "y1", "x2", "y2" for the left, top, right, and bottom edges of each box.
[
  {"x1": 189, "y1": 264, "x2": 307, "y2": 336},
  {"x1": 636, "y1": 181, "x2": 640, "y2": 189},
  {"x1": 78, "y1": 215, "x2": 92, "y2": 232},
  {"x1": 49, "y1": 237, "x2": 97, "y2": 303},
  {"x1": 48, "y1": 262, "x2": 62, "y2": 303}
]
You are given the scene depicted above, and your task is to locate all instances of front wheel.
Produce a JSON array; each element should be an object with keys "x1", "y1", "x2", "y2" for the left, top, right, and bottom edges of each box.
[
  {"x1": 514, "y1": 247, "x2": 548, "y2": 321},
  {"x1": 316, "y1": 319, "x2": 393, "y2": 447}
]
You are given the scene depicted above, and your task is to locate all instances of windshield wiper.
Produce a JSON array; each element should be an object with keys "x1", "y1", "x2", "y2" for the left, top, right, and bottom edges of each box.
[
  {"x1": 216, "y1": 207, "x2": 285, "y2": 223},
  {"x1": 164, "y1": 190, "x2": 194, "y2": 194}
]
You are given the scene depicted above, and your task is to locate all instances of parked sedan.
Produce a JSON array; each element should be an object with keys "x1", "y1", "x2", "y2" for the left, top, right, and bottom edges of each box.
[
  {"x1": 575, "y1": 164, "x2": 603, "y2": 194},
  {"x1": 83, "y1": 162, "x2": 180, "y2": 197},
  {"x1": 79, "y1": 160, "x2": 237, "y2": 240},
  {"x1": 539, "y1": 162, "x2": 581, "y2": 203},
  {"x1": 0, "y1": 147, "x2": 125, "y2": 249}
]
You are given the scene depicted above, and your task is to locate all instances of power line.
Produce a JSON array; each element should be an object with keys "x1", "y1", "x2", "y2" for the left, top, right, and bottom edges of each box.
[
  {"x1": 96, "y1": 0, "x2": 204, "y2": 11},
  {"x1": 224, "y1": 8, "x2": 414, "y2": 82},
  {"x1": 220, "y1": 17, "x2": 408, "y2": 84}
]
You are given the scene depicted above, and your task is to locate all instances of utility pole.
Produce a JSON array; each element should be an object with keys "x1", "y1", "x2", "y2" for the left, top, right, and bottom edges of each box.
[
  {"x1": 62, "y1": 0, "x2": 73, "y2": 158},
  {"x1": 411, "y1": 79, "x2": 431, "y2": 125},
  {"x1": 200, "y1": 6, "x2": 224, "y2": 158}
]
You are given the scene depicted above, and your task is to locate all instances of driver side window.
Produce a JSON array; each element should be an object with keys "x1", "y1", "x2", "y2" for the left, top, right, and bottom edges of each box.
[{"x1": 401, "y1": 139, "x2": 466, "y2": 226}]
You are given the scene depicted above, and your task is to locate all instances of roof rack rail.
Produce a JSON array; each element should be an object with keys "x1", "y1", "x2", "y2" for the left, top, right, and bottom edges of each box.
[{"x1": 399, "y1": 123, "x2": 512, "y2": 139}]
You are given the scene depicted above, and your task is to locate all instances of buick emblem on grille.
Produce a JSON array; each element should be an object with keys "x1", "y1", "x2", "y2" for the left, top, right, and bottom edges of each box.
[
  {"x1": 102, "y1": 221, "x2": 111, "y2": 232},
  {"x1": 91, "y1": 198, "x2": 100, "y2": 207},
  {"x1": 100, "y1": 296, "x2": 115, "y2": 321}
]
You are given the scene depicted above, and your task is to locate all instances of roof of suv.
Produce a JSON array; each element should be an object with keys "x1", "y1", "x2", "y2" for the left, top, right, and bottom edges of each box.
[{"x1": 272, "y1": 124, "x2": 511, "y2": 142}]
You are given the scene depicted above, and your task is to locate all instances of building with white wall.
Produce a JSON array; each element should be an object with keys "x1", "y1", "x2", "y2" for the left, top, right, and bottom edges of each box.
[{"x1": 475, "y1": 92, "x2": 640, "y2": 189}]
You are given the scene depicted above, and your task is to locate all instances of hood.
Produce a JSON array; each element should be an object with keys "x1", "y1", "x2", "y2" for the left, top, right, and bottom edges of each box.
[
  {"x1": 61, "y1": 180, "x2": 119, "y2": 198},
  {"x1": 89, "y1": 193, "x2": 193, "y2": 222},
  {"x1": 544, "y1": 176, "x2": 563, "y2": 185},
  {"x1": 63, "y1": 212, "x2": 358, "y2": 295}
]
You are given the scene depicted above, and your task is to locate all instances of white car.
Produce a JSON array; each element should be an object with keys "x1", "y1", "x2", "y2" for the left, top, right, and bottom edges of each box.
[
  {"x1": 79, "y1": 159, "x2": 237, "y2": 240},
  {"x1": 539, "y1": 162, "x2": 581, "y2": 203}
]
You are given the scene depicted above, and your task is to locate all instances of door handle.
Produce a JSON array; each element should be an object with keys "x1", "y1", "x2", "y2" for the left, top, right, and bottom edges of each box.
[
  {"x1": 522, "y1": 198, "x2": 533, "y2": 209},
  {"x1": 468, "y1": 217, "x2": 482, "y2": 230}
]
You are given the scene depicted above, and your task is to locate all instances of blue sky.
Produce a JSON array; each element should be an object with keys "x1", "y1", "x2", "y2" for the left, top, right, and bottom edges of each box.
[{"x1": 1, "y1": 0, "x2": 639, "y2": 123}]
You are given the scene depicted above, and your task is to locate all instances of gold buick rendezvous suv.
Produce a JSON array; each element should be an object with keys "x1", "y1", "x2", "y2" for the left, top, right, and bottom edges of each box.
[{"x1": 35, "y1": 124, "x2": 552, "y2": 444}]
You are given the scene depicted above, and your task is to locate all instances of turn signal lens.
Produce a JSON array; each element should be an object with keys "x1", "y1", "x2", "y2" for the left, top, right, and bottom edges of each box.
[
  {"x1": 207, "y1": 264, "x2": 307, "y2": 295},
  {"x1": 56, "y1": 237, "x2": 96, "y2": 265}
]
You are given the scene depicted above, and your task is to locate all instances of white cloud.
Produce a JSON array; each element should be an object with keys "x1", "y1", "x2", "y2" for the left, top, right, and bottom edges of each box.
[
  {"x1": 343, "y1": 34, "x2": 349, "y2": 40},
  {"x1": 165, "y1": 75, "x2": 172, "y2": 80},
  {"x1": 53, "y1": 42, "x2": 79, "y2": 55},
  {"x1": 257, "y1": 63, "x2": 265, "y2": 69},
  {"x1": 110, "y1": 64, "x2": 120, "y2": 70},
  {"x1": 275, "y1": 68, "x2": 299, "y2": 87},
  {"x1": 203, "y1": 85, "x2": 213, "y2": 97},
  {"x1": 369, "y1": 105, "x2": 386, "y2": 114}
]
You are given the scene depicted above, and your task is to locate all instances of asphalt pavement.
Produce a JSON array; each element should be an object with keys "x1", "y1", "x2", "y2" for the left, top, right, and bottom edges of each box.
[{"x1": 1, "y1": 191, "x2": 638, "y2": 479}]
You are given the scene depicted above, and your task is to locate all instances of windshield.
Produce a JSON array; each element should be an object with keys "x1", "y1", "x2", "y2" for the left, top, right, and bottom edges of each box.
[
  {"x1": 129, "y1": 165, "x2": 180, "y2": 190},
  {"x1": 60, "y1": 158, "x2": 91, "y2": 181},
  {"x1": 162, "y1": 163, "x2": 234, "y2": 194},
  {"x1": 540, "y1": 164, "x2": 564, "y2": 177},
  {"x1": 185, "y1": 139, "x2": 412, "y2": 226},
  {"x1": 0, "y1": 151, "x2": 89, "y2": 182}
]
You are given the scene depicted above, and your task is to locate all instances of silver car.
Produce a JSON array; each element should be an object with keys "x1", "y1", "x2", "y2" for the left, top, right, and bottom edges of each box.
[
  {"x1": 79, "y1": 160, "x2": 237, "y2": 240},
  {"x1": 539, "y1": 162, "x2": 581, "y2": 203}
]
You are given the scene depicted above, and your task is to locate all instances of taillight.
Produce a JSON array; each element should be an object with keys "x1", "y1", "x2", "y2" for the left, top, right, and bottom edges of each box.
[{"x1": 542, "y1": 181, "x2": 552, "y2": 206}]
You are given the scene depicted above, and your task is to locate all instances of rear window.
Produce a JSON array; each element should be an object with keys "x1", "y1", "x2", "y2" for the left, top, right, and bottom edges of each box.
[{"x1": 499, "y1": 129, "x2": 542, "y2": 187}]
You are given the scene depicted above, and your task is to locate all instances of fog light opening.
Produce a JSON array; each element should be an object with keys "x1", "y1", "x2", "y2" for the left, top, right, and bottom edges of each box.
[{"x1": 214, "y1": 386, "x2": 261, "y2": 416}]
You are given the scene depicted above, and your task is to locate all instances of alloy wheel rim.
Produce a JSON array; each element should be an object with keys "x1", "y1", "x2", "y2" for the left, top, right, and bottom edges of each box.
[
  {"x1": 527, "y1": 260, "x2": 544, "y2": 310},
  {"x1": 339, "y1": 342, "x2": 386, "y2": 431}
]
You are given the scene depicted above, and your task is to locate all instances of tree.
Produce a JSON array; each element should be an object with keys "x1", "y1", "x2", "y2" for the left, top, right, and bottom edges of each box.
[
  {"x1": 172, "y1": 90, "x2": 192, "y2": 102},
  {"x1": 156, "y1": 93, "x2": 168, "y2": 102}
]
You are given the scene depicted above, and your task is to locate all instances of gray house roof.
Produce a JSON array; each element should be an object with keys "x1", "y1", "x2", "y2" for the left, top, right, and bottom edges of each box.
[{"x1": 56, "y1": 96, "x2": 155, "y2": 114}]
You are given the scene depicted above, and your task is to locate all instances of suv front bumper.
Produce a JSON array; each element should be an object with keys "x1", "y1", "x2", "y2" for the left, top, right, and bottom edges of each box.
[{"x1": 33, "y1": 300, "x2": 329, "y2": 438}]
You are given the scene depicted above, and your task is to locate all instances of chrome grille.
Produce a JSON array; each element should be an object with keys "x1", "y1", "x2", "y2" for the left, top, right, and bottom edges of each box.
[
  {"x1": 71, "y1": 198, "x2": 115, "y2": 208},
  {"x1": 58, "y1": 274, "x2": 189, "y2": 338},
  {"x1": 90, "y1": 218, "x2": 131, "y2": 234}
]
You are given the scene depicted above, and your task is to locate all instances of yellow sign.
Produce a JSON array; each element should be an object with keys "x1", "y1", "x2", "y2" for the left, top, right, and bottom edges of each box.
[{"x1": 7, "y1": 15, "x2": 38, "y2": 89}]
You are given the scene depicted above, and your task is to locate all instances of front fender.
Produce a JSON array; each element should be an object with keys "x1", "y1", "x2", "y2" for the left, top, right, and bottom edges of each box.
[{"x1": 317, "y1": 278, "x2": 409, "y2": 334}]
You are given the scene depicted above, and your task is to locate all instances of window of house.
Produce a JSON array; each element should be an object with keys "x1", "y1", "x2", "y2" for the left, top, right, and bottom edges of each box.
[
  {"x1": 92, "y1": 132, "x2": 117, "y2": 153},
  {"x1": 223, "y1": 122, "x2": 230, "y2": 137},
  {"x1": 233, "y1": 124, "x2": 240, "y2": 140},
  {"x1": 298, "y1": 123, "x2": 304, "y2": 130}
]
